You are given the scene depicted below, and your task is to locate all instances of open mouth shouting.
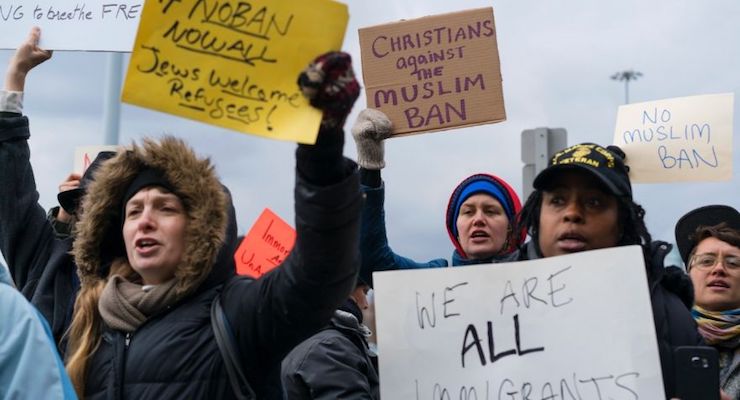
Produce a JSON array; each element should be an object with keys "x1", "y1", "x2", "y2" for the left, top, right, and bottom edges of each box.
[
  {"x1": 135, "y1": 237, "x2": 161, "y2": 255},
  {"x1": 470, "y1": 229, "x2": 491, "y2": 243},
  {"x1": 557, "y1": 231, "x2": 588, "y2": 252}
]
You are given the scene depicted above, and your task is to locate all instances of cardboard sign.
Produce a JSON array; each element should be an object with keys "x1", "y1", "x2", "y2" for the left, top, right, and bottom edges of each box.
[
  {"x1": 73, "y1": 145, "x2": 119, "y2": 175},
  {"x1": 612, "y1": 93, "x2": 734, "y2": 183},
  {"x1": 235, "y1": 208, "x2": 295, "y2": 278},
  {"x1": 0, "y1": 0, "x2": 142, "y2": 51},
  {"x1": 358, "y1": 7, "x2": 505, "y2": 136},
  {"x1": 122, "y1": 0, "x2": 348, "y2": 144},
  {"x1": 373, "y1": 246, "x2": 665, "y2": 399}
]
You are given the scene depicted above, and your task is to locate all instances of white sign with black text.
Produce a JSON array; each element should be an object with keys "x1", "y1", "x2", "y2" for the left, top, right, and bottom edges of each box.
[
  {"x1": 373, "y1": 245, "x2": 664, "y2": 399},
  {"x1": 0, "y1": 0, "x2": 142, "y2": 51}
]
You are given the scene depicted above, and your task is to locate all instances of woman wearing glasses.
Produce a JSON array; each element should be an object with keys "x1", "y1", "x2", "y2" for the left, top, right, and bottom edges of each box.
[{"x1": 675, "y1": 205, "x2": 740, "y2": 399}]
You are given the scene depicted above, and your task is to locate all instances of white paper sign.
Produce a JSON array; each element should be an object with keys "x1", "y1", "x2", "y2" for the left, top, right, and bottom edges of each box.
[
  {"x1": 73, "y1": 145, "x2": 118, "y2": 174},
  {"x1": 0, "y1": 0, "x2": 143, "y2": 51},
  {"x1": 373, "y1": 246, "x2": 665, "y2": 400},
  {"x1": 612, "y1": 93, "x2": 734, "y2": 183}
]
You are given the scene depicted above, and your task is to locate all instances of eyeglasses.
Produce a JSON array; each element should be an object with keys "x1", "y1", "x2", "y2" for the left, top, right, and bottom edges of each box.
[{"x1": 689, "y1": 253, "x2": 740, "y2": 271}]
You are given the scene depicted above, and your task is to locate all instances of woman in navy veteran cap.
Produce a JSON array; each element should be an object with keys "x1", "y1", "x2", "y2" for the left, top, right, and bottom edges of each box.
[{"x1": 515, "y1": 142, "x2": 705, "y2": 399}]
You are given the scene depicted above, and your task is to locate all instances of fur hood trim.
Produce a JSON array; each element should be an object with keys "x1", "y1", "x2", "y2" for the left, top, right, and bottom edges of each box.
[{"x1": 73, "y1": 136, "x2": 228, "y2": 295}]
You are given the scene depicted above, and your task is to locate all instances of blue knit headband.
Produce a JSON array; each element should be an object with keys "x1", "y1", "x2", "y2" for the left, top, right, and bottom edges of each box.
[{"x1": 451, "y1": 180, "x2": 513, "y2": 238}]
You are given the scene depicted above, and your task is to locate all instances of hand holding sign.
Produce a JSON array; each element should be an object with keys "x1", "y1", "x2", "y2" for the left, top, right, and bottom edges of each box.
[
  {"x1": 55, "y1": 173, "x2": 81, "y2": 224},
  {"x1": 297, "y1": 51, "x2": 360, "y2": 130},
  {"x1": 351, "y1": 108, "x2": 394, "y2": 170},
  {"x1": 5, "y1": 27, "x2": 52, "y2": 92}
]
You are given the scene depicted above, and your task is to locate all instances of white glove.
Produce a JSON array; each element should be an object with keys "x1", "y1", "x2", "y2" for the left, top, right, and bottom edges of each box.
[{"x1": 351, "y1": 109, "x2": 393, "y2": 170}]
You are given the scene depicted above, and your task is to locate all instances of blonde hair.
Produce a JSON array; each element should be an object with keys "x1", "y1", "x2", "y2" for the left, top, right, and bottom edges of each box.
[{"x1": 65, "y1": 260, "x2": 136, "y2": 398}]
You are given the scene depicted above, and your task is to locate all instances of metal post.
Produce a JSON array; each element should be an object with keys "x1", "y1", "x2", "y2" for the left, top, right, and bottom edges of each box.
[
  {"x1": 103, "y1": 53, "x2": 123, "y2": 145},
  {"x1": 534, "y1": 127, "x2": 549, "y2": 175},
  {"x1": 521, "y1": 128, "x2": 567, "y2": 200},
  {"x1": 611, "y1": 70, "x2": 642, "y2": 105},
  {"x1": 624, "y1": 80, "x2": 629, "y2": 104}
]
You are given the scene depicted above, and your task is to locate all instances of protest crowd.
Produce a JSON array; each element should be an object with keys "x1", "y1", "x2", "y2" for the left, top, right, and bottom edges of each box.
[{"x1": 0, "y1": 12, "x2": 738, "y2": 400}]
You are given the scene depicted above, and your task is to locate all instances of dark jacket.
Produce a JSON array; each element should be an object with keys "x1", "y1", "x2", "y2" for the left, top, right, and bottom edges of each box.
[
  {"x1": 361, "y1": 184, "x2": 447, "y2": 275},
  {"x1": 70, "y1": 136, "x2": 362, "y2": 399},
  {"x1": 515, "y1": 240, "x2": 703, "y2": 399},
  {"x1": 0, "y1": 115, "x2": 78, "y2": 352},
  {"x1": 718, "y1": 347, "x2": 740, "y2": 398},
  {"x1": 281, "y1": 300, "x2": 380, "y2": 399}
]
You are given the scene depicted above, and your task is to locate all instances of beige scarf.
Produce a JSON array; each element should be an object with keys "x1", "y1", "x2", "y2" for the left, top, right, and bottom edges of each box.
[{"x1": 98, "y1": 274, "x2": 180, "y2": 332}]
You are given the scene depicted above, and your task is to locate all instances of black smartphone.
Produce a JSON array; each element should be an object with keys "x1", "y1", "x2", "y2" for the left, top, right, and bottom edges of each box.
[{"x1": 674, "y1": 346, "x2": 720, "y2": 400}]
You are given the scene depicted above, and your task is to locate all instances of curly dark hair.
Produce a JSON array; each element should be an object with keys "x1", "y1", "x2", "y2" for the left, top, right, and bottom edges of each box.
[{"x1": 516, "y1": 189, "x2": 653, "y2": 263}]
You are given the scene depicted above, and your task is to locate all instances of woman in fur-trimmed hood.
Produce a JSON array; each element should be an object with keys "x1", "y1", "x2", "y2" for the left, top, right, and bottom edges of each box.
[
  {"x1": 67, "y1": 137, "x2": 240, "y2": 398},
  {"x1": 72, "y1": 136, "x2": 233, "y2": 299},
  {"x1": 65, "y1": 52, "x2": 363, "y2": 399}
]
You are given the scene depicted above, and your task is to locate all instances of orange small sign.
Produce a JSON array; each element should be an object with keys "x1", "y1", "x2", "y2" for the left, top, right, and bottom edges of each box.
[{"x1": 235, "y1": 208, "x2": 296, "y2": 278}]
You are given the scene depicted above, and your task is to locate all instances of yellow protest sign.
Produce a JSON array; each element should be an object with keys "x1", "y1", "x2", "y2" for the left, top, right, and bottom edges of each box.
[{"x1": 122, "y1": 0, "x2": 349, "y2": 144}]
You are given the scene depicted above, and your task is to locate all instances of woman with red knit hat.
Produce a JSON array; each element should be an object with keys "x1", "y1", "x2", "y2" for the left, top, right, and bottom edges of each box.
[
  {"x1": 351, "y1": 108, "x2": 523, "y2": 283},
  {"x1": 444, "y1": 173, "x2": 523, "y2": 264}
]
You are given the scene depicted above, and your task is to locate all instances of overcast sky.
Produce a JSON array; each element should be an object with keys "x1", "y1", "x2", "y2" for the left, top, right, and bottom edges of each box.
[{"x1": 1, "y1": 0, "x2": 738, "y2": 267}]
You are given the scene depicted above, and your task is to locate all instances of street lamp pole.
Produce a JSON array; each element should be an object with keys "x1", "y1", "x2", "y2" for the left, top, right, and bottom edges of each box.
[
  {"x1": 611, "y1": 70, "x2": 643, "y2": 104},
  {"x1": 103, "y1": 53, "x2": 123, "y2": 145}
]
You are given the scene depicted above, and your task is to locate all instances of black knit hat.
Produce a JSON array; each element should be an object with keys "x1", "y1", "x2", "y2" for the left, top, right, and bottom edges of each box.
[
  {"x1": 674, "y1": 205, "x2": 740, "y2": 264},
  {"x1": 58, "y1": 151, "x2": 117, "y2": 214},
  {"x1": 119, "y1": 167, "x2": 180, "y2": 230},
  {"x1": 121, "y1": 167, "x2": 177, "y2": 209},
  {"x1": 533, "y1": 143, "x2": 632, "y2": 199}
]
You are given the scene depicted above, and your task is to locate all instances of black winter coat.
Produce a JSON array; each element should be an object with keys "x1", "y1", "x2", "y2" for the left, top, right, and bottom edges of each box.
[
  {"x1": 0, "y1": 115, "x2": 78, "y2": 351},
  {"x1": 281, "y1": 303, "x2": 380, "y2": 399},
  {"x1": 71, "y1": 136, "x2": 362, "y2": 399}
]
